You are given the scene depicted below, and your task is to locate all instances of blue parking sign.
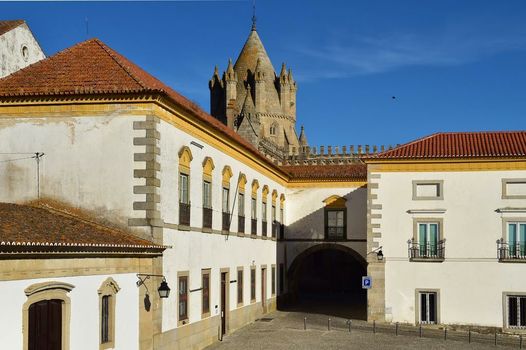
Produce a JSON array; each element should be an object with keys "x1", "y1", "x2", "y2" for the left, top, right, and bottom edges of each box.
[{"x1": 362, "y1": 276, "x2": 372, "y2": 289}]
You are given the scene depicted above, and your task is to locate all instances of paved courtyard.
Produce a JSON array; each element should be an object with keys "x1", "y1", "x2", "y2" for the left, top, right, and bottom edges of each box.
[{"x1": 207, "y1": 311, "x2": 521, "y2": 350}]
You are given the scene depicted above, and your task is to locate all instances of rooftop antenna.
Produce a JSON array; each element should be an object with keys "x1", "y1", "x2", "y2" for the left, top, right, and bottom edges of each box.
[{"x1": 251, "y1": 0, "x2": 257, "y2": 31}]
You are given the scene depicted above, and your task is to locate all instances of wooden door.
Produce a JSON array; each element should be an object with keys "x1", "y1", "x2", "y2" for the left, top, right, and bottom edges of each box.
[
  {"x1": 29, "y1": 299, "x2": 62, "y2": 350},
  {"x1": 220, "y1": 272, "x2": 226, "y2": 336}
]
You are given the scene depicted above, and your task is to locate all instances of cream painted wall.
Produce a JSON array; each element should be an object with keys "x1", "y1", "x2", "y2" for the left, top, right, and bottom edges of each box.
[
  {"x1": 0, "y1": 115, "x2": 145, "y2": 229},
  {"x1": 0, "y1": 23, "x2": 45, "y2": 78},
  {"x1": 0, "y1": 273, "x2": 139, "y2": 350},
  {"x1": 157, "y1": 119, "x2": 281, "y2": 332},
  {"x1": 374, "y1": 169, "x2": 526, "y2": 326}
]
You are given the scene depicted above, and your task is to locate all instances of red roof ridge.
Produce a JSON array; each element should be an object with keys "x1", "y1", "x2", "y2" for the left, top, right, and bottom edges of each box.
[{"x1": 93, "y1": 39, "x2": 150, "y2": 91}]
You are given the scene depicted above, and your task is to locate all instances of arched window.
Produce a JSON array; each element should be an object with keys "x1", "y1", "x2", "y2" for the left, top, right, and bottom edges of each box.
[
  {"x1": 323, "y1": 195, "x2": 347, "y2": 240},
  {"x1": 202, "y1": 157, "x2": 215, "y2": 229},
  {"x1": 279, "y1": 194, "x2": 286, "y2": 239},
  {"x1": 98, "y1": 278, "x2": 120, "y2": 349},
  {"x1": 178, "y1": 146, "x2": 193, "y2": 227},
  {"x1": 222, "y1": 166, "x2": 233, "y2": 231},
  {"x1": 251, "y1": 180, "x2": 259, "y2": 235},
  {"x1": 271, "y1": 190, "x2": 278, "y2": 238},
  {"x1": 237, "y1": 174, "x2": 247, "y2": 233},
  {"x1": 261, "y1": 185, "x2": 269, "y2": 236},
  {"x1": 269, "y1": 123, "x2": 278, "y2": 136},
  {"x1": 23, "y1": 281, "x2": 75, "y2": 350}
]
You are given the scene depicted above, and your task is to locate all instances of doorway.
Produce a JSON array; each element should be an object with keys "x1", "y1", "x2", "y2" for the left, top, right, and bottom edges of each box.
[
  {"x1": 261, "y1": 267, "x2": 267, "y2": 313},
  {"x1": 28, "y1": 299, "x2": 62, "y2": 350},
  {"x1": 220, "y1": 269, "x2": 229, "y2": 337}
]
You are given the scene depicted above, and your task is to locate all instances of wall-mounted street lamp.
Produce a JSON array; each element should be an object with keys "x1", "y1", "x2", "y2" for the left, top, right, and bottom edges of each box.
[
  {"x1": 136, "y1": 274, "x2": 171, "y2": 299},
  {"x1": 367, "y1": 246, "x2": 384, "y2": 261}
]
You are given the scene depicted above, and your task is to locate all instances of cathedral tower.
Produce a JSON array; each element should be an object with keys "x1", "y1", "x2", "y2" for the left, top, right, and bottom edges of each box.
[{"x1": 209, "y1": 20, "x2": 302, "y2": 156}]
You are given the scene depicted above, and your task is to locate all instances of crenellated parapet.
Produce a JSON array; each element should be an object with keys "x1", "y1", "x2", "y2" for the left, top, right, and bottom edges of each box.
[{"x1": 282, "y1": 144, "x2": 398, "y2": 165}]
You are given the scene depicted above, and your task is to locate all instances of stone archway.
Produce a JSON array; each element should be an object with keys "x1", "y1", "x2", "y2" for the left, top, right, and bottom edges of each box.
[{"x1": 285, "y1": 244, "x2": 367, "y2": 319}]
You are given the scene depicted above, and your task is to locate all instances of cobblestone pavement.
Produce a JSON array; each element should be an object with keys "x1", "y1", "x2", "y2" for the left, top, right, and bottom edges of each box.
[{"x1": 207, "y1": 311, "x2": 521, "y2": 350}]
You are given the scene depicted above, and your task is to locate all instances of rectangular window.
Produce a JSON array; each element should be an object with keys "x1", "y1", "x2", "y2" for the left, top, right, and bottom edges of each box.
[
  {"x1": 178, "y1": 276, "x2": 188, "y2": 322},
  {"x1": 202, "y1": 271, "x2": 210, "y2": 316},
  {"x1": 508, "y1": 222, "x2": 526, "y2": 257},
  {"x1": 418, "y1": 222, "x2": 440, "y2": 257},
  {"x1": 238, "y1": 193, "x2": 245, "y2": 217},
  {"x1": 326, "y1": 209, "x2": 345, "y2": 239},
  {"x1": 413, "y1": 180, "x2": 443, "y2": 200},
  {"x1": 222, "y1": 187, "x2": 230, "y2": 213},
  {"x1": 419, "y1": 291, "x2": 437, "y2": 324},
  {"x1": 179, "y1": 173, "x2": 189, "y2": 204},
  {"x1": 237, "y1": 268, "x2": 243, "y2": 305},
  {"x1": 503, "y1": 179, "x2": 526, "y2": 199},
  {"x1": 272, "y1": 205, "x2": 276, "y2": 222},
  {"x1": 101, "y1": 295, "x2": 110, "y2": 343},
  {"x1": 508, "y1": 295, "x2": 526, "y2": 328},
  {"x1": 262, "y1": 201, "x2": 267, "y2": 221},
  {"x1": 251, "y1": 197, "x2": 257, "y2": 220},
  {"x1": 279, "y1": 263, "x2": 284, "y2": 293},
  {"x1": 203, "y1": 181, "x2": 212, "y2": 209},
  {"x1": 280, "y1": 207, "x2": 284, "y2": 223},
  {"x1": 271, "y1": 266, "x2": 276, "y2": 295},
  {"x1": 250, "y1": 268, "x2": 256, "y2": 302}
]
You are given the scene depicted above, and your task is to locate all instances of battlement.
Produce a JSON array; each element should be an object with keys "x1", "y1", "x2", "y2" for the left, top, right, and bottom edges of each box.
[{"x1": 282, "y1": 144, "x2": 398, "y2": 166}]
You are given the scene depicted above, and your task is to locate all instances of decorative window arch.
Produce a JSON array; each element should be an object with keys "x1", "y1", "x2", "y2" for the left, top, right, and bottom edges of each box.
[
  {"x1": 202, "y1": 157, "x2": 215, "y2": 228},
  {"x1": 237, "y1": 174, "x2": 247, "y2": 223},
  {"x1": 238, "y1": 173, "x2": 247, "y2": 193},
  {"x1": 251, "y1": 180, "x2": 259, "y2": 224},
  {"x1": 323, "y1": 195, "x2": 347, "y2": 240},
  {"x1": 202, "y1": 157, "x2": 215, "y2": 182},
  {"x1": 23, "y1": 281, "x2": 75, "y2": 350},
  {"x1": 178, "y1": 146, "x2": 193, "y2": 225},
  {"x1": 98, "y1": 278, "x2": 120, "y2": 349},
  {"x1": 222, "y1": 166, "x2": 233, "y2": 188},
  {"x1": 279, "y1": 194, "x2": 286, "y2": 224},
  {"x1": 261, "y1": 185, "x2": 269, "y2": 236}
]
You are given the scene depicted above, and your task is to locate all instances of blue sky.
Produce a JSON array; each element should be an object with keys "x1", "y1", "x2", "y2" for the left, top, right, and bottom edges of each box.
[{"x1": 3, "y1": 0, "x2": 526, "y2": 147}]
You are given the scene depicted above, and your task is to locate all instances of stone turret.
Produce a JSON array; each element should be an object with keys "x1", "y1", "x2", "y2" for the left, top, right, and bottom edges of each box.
[{"x1": 209, "y1": 22, "x2": 303, "y2": 157}]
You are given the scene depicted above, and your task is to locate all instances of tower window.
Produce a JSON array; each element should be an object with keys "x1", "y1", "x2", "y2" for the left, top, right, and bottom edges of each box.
[{"x1": 270, "y1": 124, "x2": 277, "y2": 135}]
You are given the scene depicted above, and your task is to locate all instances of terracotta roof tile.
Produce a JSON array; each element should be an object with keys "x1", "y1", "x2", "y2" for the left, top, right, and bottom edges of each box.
[
  {"x1": 0, "y1": 38, "x2": 278, "y2": 172},
  {"x1": 0, "y1": 20, "x2": 24, "y2": 36},
  {"x1": 0, "y1": 202, "x2": 165, "y2": 254},
  {"x1": 281, "y1": 164, "x2": 367, "y2": 181},
  {"x1": 366, "y1": 131, "x2": 526, "y2": 160}
]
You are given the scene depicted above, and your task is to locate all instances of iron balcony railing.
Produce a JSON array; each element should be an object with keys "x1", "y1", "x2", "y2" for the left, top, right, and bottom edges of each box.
[
  {"x1": 408, "y1": 238, "x2": 446, "y2": 260},
  {"x1": 262, "y1": 221, "x2": 268, "y2": 237},
  {"x1": 222, "y1": 212, "x2": 230, "y2": 232},
  {"x1": 202, "y1": 207, "x2": 212, "y2": 229},
  {"x1": 251, "y1": 219, "x2": 257, "y2": 235},
  {"x1": 179, "y1": 202, "x2": 190, "y2": 226},
  {"x1": 497, "y1": 238, "x2": 526, "y2": 260},
  {"x1": 238, "y1": 216, "x2": 245, "y2": 234}
]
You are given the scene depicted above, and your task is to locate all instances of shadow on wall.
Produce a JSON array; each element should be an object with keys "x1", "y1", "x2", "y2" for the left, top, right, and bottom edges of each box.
[
  {"x1": 276, "y1": 187, "x2": 368, "y2": 320},
  {"x1": 284, "y1": 188, "x2": 367, "y2": 240}
]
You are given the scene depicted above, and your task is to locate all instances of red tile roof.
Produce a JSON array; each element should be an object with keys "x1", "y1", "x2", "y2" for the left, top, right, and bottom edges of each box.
[
  {"x1": 366, "y1": 131, "x2": 526, "y2": 160},
  {"x1": 281, "y1": 164, "x2": 367, "y2": 181},
  {"x1": 0, "y1": 20, "x2": 24, "y2": 36},
  {"x1": 0, "y1": 202, "x2": 165, "y2": 256},
  {"x1": 0, "y1": 38, "x2": 282, "y2": 174}
]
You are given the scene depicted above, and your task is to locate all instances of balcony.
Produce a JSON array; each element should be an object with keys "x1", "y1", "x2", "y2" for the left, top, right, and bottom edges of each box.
[
  {"x1": 222, "y1": 212, "x2": 230, "y2": 232},
  {"x1": 179, "y1": 202, "x2": 190, "y2": 227},
  {"x1": 497, "y1": 239, "x2": 526, "y2": 262},
  {"x1": 262, "y1": 221, "x2": 267, "y2": 237},
  {"x1": 202, "y1": 207, "x2": 212, "y2": 229},
  {"x1": 251, "y1": 219, "x2": 257, "y2": 235},
  {"x1": 272, "y1": 221, "x2": 278, "y2": 238},
  {"x1": 238, "y1": 216, "x2": 245, "y2": 234},
  {"x1": 408, "y1": 238, "x2": 445, "y2": 262}
]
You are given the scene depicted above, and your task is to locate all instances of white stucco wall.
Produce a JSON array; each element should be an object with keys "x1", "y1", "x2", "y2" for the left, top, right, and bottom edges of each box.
[
  {"x1": 375, "y1": 168, "x2": 526, "y2": 327},
  {"x1": 157, "y1": 119, "x2": 282, "y2": 332},
  {"x1": 0, "y1": 23, "x2": 45, "y2": 78},
  {"x1": 0, "y1": 273, "x2": 139, "y2": 350},
  {"x1": 0, "y1": 115, "x2": 145, "y2": 228}
]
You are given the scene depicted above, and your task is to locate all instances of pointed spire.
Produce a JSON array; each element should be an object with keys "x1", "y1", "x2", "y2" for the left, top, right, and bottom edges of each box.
[
  {"x1": 251, "y1": 0, "x2": 257, "y2": 31},
  {"x1": 241, "y1": 83, "x2": 255, "y2": 114},
  {"x1": 287, "y1": 68, "x2": 294, "y2": 81},
  {"x1": 214, "y1": 65, "x2": 219, "y2": 76},
  {"x1": 225, "y1": 58, "x2": 236, "y2": 81},
  {"x1": 280, "y1": 63, "x2": 287, "y2": 77},
  {"x1": 299, "y1": 125, "x2": 308, "y2": 146}
]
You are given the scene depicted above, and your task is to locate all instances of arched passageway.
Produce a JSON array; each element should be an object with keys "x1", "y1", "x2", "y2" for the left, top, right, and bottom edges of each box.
[{"x1": 284, "y1": 244, "x2": 367, "y2": 319}]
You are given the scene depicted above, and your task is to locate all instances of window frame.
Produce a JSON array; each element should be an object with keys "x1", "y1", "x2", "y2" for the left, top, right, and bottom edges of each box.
[
  {"x1": 324, "y1": 208, "x2": 347, "y2": 240},
  {"x1": 203, "y1": 180, "x2": 212, "y2": 209},
  {"x1": 178, "y1": 272, "x2": 189, "y2": 326},
  {"x1": 179, "y1": 173, "x2": 190, "y2": 204},
  {"x1": 502, "y1": 178, "x2": 526, "y2": 199},
  {"x1": 201, "y1": 269, "x2": 211, "y2": 318},
  {"x1": 222, "y1": 187, "x2": 230, "y2": 214},
  {"x1": 271, "y1": 265, "x2": 276, "y2": 296},
  {"x1": 415, "y1": 289, "x2": 440, "y2": 325},
  {"x1": 412, "y1": 180, "x2": 444, "y2": 200},
  {"x1": 503, "y1": 292, "x2": 526, "y2": 332},
  {"x1": 250, "y1": 267, "x2": 256, "y2": 303},
  {"x1": 237, "y1": 267, "x2": 244, "y2": 307}
]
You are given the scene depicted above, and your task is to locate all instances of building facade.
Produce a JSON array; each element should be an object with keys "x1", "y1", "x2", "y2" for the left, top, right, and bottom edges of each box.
[{"x1": 0, "y1": 19, "x2": 525, "y2": 350}]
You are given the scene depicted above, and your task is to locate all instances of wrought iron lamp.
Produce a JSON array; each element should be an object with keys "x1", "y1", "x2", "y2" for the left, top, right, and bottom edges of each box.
[{"x1": 136, "y1": 274, "x2": 171, "y2": 299}]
